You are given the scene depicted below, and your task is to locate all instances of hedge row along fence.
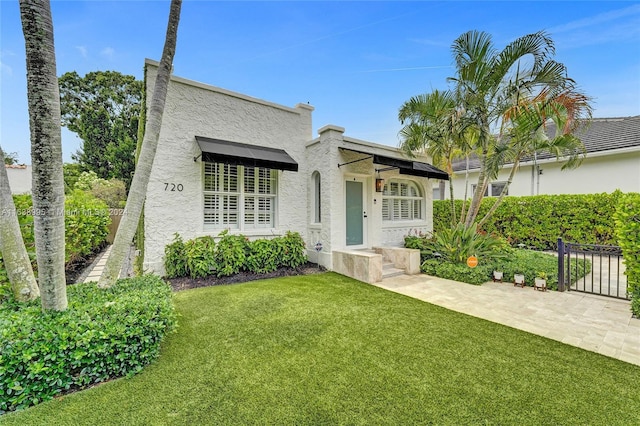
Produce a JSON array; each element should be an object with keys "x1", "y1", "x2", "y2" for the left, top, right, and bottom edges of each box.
[
  {"x1": 613, "y1": 193, "x2": 640, "y2": 317},
  {"x1": 0, "y1": 192, "x2": 111, "y2": 300},
  {"x1": 433, "y1": 191, "x2": 625, "y2": 250}
]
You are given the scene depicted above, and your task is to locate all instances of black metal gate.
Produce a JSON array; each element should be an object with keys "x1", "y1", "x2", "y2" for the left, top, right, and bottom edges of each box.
[{"x1": 557, "y1": 238, "x2": 629, "y2": 300}]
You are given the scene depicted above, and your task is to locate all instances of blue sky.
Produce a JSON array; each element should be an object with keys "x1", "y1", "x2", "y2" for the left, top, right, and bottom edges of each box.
[{"x1": 1, "y1": 1, "x2": 639, "y2": 163}]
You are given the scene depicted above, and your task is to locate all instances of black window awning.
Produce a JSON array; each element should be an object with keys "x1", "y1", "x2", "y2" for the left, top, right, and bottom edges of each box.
[
  {"x1": 195, "y1": 136, "x2": 298, "y2": 172},
  {"x1": 339, "y1": 147, "x2": 449, "y2": 180}
]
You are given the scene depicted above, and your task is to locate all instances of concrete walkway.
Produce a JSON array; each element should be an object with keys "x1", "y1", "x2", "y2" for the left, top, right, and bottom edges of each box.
[
  {"x1": 375, "y1": 274, "x2": 640, "y2": 367},
  {"x1": 83, "y1": 245, "x2": 112, "y2": 283}
]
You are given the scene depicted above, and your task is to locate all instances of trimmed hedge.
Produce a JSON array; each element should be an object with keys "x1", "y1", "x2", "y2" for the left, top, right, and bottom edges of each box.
[
  {"x1": 164, "y1": 231, "x2": 308, "y2": 279},
  {"x1": 0, "y1": 275, "x2": 176, "y2": 414},
  {"x1": 614, "y1": 193, "x2": 640, "y2": 317},
  {"x1": 6, "y1": 191, "x2": 110, "y2": 265},
  {"x1": 434, "y1": 192, "x2": 624, "y2": 249}
]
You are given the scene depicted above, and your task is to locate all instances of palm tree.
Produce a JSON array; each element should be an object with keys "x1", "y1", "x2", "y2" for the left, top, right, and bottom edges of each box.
[
  {"x1": 399, "y1": 90, "x2": 468, "y2": 225},
  {"x1": 448, "y1": 30, "x2": 587, "y2": 227},
  {"x1": 19, "y1": 0, "x2": 67, "y2": 310},
  {"x1": 477, "y1": 88, "x2": 592, "y2": 228},
  {"x1": 0, "y1": 145, "x2": 40, "y2": 302},
  {"x1": 98, "y1": 0, "x2": 182, "y2": 288}
]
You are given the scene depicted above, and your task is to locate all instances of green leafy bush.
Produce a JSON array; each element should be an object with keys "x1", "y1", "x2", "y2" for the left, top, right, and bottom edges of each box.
[
  {"x1": 163, "y1": 231, "x2": 308, "y2": 278},
  {"x1": 64, "y1": 190, "x2": 110, "y2": 264},
  {"x1": 214, "y1": 231, "x2": 249, "y2": 277},
  {"x1": 0, "y1": 275, "x2": 176, "y2": 414},
  {"x1": 2, "y1": 192, "x2": 109, "y2": 269},
  {"x1": 164, "y1": 234, "x2": 188, "y2": 279},
  {"x1": 184, "y1": 236, "x2": 216, "y2": 278},
  {"x1": 434, "y1": 192, "x2": 623, "y2": 249},
  {"x1": 405, "y1": 224, "x2": 509, "y2": 265},
  {"x1": 277, "y1": 231, "x2": 307, "y2": 268},
  {"x1": 613, "y1": 193, "x2": 640, "y2": 317},
  {"x1": 246, "y1": 239, "x2": 279, "y2": 274},
  {"x1": 421, "y1": 259, "x2": 493, "y2": 285}
]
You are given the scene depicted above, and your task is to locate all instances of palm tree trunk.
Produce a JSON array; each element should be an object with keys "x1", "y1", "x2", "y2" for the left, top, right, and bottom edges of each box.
[
  {"x1": 20, "y1": 0, "x2": 67, "y2": 310},
  {"x1": 477, "y1": 158, "x2": 520, "y2": 229},
  {"x1": 458, "y1": 155, "x2": 470, "y2": 225},
  {"x1": 98, "y1": 0, "x2": 182, "y2": 288},
  {"x1": 464, "y1": 151, "x2": 489, "y2": 227},
  {"x1": 448, "y1": 177, "x2": 456, "y2": 226},
  {"x1": 0, "y1": 146, "x2": 40, "y2": 302}
]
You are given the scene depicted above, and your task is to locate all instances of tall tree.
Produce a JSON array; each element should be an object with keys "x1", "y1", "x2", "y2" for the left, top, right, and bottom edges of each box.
[
  {"x1": 59, "y1": 70, "x2": 143, "y2": 189},
  {"x1": 20, "y1": 0, "x2": 67, "y2": 310},
  {"x1": 0, "y1": 145, "x2": 40, "y2": 302},
  {"x1": 448, "y1": 30, "x2": 590, "y2": 227},
  {"x1": 98, "y1": 0, "x2": 182, "y2": 288},
  {"x1": 398, "y1": 90, "x2": 469, "y2": 225},
  {"x1": 476, "y1": 89, "x2": 592, "y2": 228}
]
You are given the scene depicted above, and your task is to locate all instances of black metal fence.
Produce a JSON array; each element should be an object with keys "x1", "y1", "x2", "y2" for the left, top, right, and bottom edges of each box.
[{"x1": 557, "y1": 238, "x2": 629, "y2": 300}]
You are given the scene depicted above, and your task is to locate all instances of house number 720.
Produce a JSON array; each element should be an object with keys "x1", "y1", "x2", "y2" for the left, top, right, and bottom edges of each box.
[{"x1": 164, "y1": 183, "x2": 184, "y2": 192}]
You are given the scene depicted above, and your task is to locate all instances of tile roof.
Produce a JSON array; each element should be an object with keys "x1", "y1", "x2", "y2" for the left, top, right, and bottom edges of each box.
[{"x1": 451, "y1": 115, "x2": 640, "y2": 172}]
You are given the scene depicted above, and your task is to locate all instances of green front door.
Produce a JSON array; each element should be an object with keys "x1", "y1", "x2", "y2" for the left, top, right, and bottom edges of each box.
[{"x1": 346, "y1": 180, "x2": 364, "y2": 246}]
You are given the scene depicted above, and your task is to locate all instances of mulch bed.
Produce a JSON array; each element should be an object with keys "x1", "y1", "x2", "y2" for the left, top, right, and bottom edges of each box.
[{"x1": 167, "y1": 262, "x2": 326, "y2": 292}]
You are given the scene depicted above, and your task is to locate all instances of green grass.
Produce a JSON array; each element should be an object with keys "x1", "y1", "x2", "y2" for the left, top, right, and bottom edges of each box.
[{"x1": 2, "y1": 273, "x2": 639, "y2": 425}]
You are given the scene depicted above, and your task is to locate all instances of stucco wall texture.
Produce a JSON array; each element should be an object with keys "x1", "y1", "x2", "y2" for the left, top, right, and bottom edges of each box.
[{"x1": 144, "y1": 60, "x2": 313, "y2": 274}]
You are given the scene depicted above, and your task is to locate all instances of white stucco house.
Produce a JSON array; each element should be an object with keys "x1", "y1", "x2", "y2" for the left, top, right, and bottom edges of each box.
[
  {"x1": 5, "y1": 164, "x2": 32, "y2": 194},
  {"x1": 439, "y1": 116, "x2": 640, "y2": 200},
  {"x1": 141, "y1": 59, "x2": 448, "y2": 283}
]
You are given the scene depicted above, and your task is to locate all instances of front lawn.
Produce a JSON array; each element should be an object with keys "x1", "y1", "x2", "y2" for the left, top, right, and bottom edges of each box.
[{"x1": 2, "y1": 273, "x2": 638, "y2": 425}]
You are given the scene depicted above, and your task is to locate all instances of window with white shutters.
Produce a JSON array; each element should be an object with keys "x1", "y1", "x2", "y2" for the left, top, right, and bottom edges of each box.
[
  {"x1": 204, "y1": 162, "x2": 276, "y2": 229},
  {"x1": 381, "y1": 179, "x2": 423, "y2": 222}
]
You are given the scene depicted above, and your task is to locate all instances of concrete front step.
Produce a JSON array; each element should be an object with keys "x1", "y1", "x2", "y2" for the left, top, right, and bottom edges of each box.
[
  {"x1": 383, "y1": 262, "x2": 406, "y2": 279},
  {"x1": 383, "y1": 268, "x2": 406, "y2": 279}
]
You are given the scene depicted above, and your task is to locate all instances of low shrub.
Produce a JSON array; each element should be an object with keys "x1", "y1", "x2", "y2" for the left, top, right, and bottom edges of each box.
[
  {"x1": 214, "y1": 231, "x2": 249, "y2": 277},
  {"x1": 0, "y1": 275, "x2": 176, "y2": 414},
  {"x1": 495, "y1": 250, "x2": 560, "y2": 290},
  {"x1": 64, "y1": 190, "x2": 110, "y2": 264},
  {"x1": 418, "y1": 248, "x2": 591, "y2": 290},
  {"x1": 421, "y1": 259, "x2": 493, "y2": 285},
  {"x1": 7, "y1": 191, "x2": 109, "y2": 266},
  {"x1": 184, "y1": 236, "x2": 216, "y2": 279},
  {"x1": 163, "y1": 231, "x2": 307, "y2": 279},
  {"x1": 277, "y1": 231, "x2": 308, "y2": 268},
  {"x1": 164, "y1": 234, "x2": 188, "y2": 279},
  {"x1": 246, "y1": 239, "x2": 279, "y2": 274},
  {"x1": 405, "y1": 224, "x2": 510, "y2": 265}
]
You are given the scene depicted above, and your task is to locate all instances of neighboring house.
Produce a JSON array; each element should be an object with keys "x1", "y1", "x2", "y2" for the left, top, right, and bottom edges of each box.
[
  {"x1": 442, "y1": 116, "x2": 640, "y2": 199},
  {"x1": 5, "y1": 164, "x2": 32, "y2": 194},
  {"x1": 142, "y1": 59, "x2": 448, "y2": 282}
]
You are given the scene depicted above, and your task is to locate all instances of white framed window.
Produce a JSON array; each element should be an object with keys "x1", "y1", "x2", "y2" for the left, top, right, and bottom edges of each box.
[
  {"x1": 204, "y1": 162, "x2": 276, "y2": 229},
  {"x1": 382, "y1": 179, "x2": 423, "y2": 221},
  {"x1": 312, "y1": 171, "x2": 321, "y2": 223},
  {"x1": 472, "y1": 181, "x2": 508, "y2": 197}
]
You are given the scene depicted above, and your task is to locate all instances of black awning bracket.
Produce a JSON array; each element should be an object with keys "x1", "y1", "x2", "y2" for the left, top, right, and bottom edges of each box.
[
  {"x1": 337, "y1": 155, "x2": 372, "y2": 168},
  {"x1": 375, "y1": 166, "x2": 397, "y2": 173},
  {"x1": 193, "y1": 153, "x2": 202, "y2": 162}
]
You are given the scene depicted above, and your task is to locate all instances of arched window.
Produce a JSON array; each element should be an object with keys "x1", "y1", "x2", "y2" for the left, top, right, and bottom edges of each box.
[
  {"x1": 312, "y1": 171, "x2": 321, "y2": 223},
  {"x1": 382, "y1": 179, "x2": 423, "y2": 221}
]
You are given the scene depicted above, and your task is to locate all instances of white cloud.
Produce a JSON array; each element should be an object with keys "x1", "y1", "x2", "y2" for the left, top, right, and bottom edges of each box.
[
  {"x1": 0, "y1": 50, "x2": 15, "y2": 76},
  {"x1": 75, "y1": 45, "x2": 88, "y2": 59},
  {"x1": 0, "y1": 61, "x2": 12, "y2": 76},
  {"x1": 548, "y1": 4, "x2": 640, "y2": 34},
  {"x1": 100, "y1": 47, "x2": 115, "y2": 60}
]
